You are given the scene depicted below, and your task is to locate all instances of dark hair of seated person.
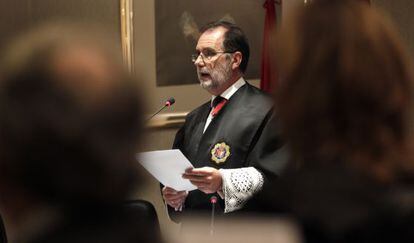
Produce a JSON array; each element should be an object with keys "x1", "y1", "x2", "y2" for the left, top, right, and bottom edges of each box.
[
  {"x1": 0, "y1": 24, "x2": 161, "y2": 243},
  {"x1": 245, "y1": 1, "x2": 414, "y2": 242}
]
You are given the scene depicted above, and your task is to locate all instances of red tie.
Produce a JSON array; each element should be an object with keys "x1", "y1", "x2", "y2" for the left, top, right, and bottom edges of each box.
[{"x1": 211, "y1": 96, "x2": 227, "y2": 117}]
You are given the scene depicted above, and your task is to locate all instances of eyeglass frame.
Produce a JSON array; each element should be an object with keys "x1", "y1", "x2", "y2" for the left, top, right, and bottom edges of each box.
[{"x1": 191, "y1": 50, "x2": 234, "y2": 63}]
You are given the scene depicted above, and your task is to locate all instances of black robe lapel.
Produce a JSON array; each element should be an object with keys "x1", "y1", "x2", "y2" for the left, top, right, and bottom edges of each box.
[
  {"x1": 181, "y1": 102, "x2": 211, "y2": 161},
  {"x1": 194, "y1": 83, "x2": 272, "y2": 169}
]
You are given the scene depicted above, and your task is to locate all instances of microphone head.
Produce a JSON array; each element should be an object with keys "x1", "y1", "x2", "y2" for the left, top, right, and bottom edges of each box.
[
  {"x1": 165, "y1": 97, "x2": 175, "y2": 107},
  {"x1": 210, "y1": 196, "x2": 218, "y2": 204}
]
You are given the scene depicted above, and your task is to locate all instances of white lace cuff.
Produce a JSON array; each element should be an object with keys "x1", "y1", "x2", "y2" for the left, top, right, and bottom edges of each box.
[{"x1": 219, "y1": 167, "x2": 264, "y2": 213}]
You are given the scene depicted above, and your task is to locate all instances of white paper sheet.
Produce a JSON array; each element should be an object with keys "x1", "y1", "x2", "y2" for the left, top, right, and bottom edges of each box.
[{"x1": 137, "y1": 149, "x2": 197, "y2": 191}]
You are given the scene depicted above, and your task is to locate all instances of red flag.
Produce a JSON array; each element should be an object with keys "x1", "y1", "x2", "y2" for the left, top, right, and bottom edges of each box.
[{"x1": 260, "y1": 0, "x2": 279, "y2": 93}]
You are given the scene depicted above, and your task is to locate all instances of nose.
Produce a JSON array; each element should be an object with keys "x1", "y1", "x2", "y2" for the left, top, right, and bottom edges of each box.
[{"x1": 194, "y1": 55, "x2": 205, "y2": 66}]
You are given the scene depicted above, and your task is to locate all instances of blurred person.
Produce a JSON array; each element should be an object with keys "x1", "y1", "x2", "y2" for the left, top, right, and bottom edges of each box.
[
  {"x1": 276, "y1": 0, "x2": 414, "y2": 184},
  {"x1": 250, "y1": 0, "x2": 414, "y2": 242},
  {"x1": 0, "y1": 215, "x2": 6, "y2": 242},
  {"x1": 161, "y1": 20, "x2": 288, "y2": 223},
  {"x1": 0, "y1": 24, "x2": 160, "y2": 243}
]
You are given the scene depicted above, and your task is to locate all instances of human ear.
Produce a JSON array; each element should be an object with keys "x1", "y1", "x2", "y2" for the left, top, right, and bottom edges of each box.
[{"x1": 231, "y1": 51, "x2": 242, "y2": 70}]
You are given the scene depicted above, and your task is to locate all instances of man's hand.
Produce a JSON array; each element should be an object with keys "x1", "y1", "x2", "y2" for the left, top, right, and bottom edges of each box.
[
  {"x1": 162, "y1": 186, "x2": 187, "y2": 211},
  {"x1": 182, "y1": 167, "x2": 222, "y2": 194}
]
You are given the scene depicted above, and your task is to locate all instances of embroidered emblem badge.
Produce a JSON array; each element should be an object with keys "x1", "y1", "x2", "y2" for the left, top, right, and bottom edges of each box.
[{"x1": 210, "y1": 142, "x2": 230, "y2": 164}]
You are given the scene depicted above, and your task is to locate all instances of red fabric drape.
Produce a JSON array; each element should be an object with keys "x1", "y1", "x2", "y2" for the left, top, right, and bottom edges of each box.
[{"x1": 260, "y1": 0, "x2": 278, "y2": 93}]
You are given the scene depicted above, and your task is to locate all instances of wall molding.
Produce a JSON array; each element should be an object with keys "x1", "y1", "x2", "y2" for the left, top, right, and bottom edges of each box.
[{"x1": 147, "y1": 112, "x2": 188, "y2": 129}]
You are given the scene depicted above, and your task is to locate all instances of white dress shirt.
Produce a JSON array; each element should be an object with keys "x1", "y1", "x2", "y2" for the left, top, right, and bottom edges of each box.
[{"x1": 203, "y1": 77, "x2": 246, "y2": 132}]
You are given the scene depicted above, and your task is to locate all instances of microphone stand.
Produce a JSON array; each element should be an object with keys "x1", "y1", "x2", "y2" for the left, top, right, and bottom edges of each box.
[
  {"x1": 210, "y1": 196, "x2": 217, "y2": 236},
  {"x1": 146, "y1": 98, "x2": 175, "y2": 122},
  {"x1": 146, "y1": 104, "x2": 168, "y2": 122}
]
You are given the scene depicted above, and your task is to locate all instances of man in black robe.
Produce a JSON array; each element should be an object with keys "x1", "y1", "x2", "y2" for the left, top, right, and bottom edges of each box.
[{"x1": 161, "y1": 21, "x2": 288, "y2": 222}]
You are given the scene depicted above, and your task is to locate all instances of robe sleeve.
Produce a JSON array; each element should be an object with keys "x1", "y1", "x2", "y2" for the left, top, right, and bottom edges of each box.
[
  {"x1": 246, "y1": 109, "x2": 289, "y2": 181},
  {"x1": 221, "y1": 109, "x2": 289, "y2": 212}
]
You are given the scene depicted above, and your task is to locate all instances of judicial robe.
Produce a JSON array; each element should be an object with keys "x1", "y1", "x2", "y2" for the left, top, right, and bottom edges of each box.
[{"x1": 169, "y1": 82, "x2": 288, "y2": 222}]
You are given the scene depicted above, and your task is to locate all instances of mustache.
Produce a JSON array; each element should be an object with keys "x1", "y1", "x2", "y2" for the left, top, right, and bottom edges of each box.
[{"x1": 197, "y1": 68, "x2": 210, "y2": 74}]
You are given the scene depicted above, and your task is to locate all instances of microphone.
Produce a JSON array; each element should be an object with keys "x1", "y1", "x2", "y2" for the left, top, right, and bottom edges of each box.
[
  {"x1": 146, "y1": 97, "x2": 175, "y2": 122},
  {"x1": 165, "y1": 97, "x2": 175, "y2": 107},
  {"x1": 210, "y1": 196, "x2": 217, "y2": 236}
]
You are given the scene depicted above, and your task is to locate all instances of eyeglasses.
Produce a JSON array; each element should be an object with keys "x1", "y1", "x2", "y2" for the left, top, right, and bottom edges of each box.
[{"x1": 191, "y1": 50, "x2": 233, "y2": 63}]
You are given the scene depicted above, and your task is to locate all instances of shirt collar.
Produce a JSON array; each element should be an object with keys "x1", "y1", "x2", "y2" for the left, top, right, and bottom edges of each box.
[{"x1": 210, "y1": 77, "x2": 246, "y2": 105}]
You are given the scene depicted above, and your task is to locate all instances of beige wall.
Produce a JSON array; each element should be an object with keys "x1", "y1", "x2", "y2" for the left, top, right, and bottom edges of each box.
[{"x1": 0, "y1": 0, "x2": 121, "y2": 55}]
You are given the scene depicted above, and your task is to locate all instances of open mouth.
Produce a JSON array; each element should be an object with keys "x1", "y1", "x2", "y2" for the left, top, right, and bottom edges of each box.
[
  {"x1": 198, "y1": 71, "x2": 211, "y2": 79},
  {"x1": 201, "y1": 73, "x2": 210, "y2": 78}
]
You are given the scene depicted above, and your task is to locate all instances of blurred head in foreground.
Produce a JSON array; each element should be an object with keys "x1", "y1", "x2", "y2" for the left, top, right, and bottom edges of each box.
[
  {"x1": 0, "y1": 24, "x2": 144, "y2": 220},
  {"x1": 265, "y1": 1, "x2": 414, "y2": 242},
  {"x1": 275, "y1": 0, "x2": 414, "y2": 182}
]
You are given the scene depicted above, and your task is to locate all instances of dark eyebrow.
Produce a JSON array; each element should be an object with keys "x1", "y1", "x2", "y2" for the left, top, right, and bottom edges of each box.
[
  {"x1": 203, "y1": 47, "x2": 216, "y2": 52},
  {"x1": 196, "y1": 47, "x2": 217, "y2": 53}
]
